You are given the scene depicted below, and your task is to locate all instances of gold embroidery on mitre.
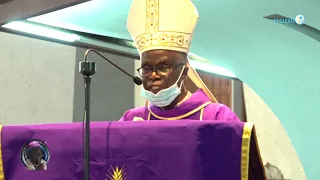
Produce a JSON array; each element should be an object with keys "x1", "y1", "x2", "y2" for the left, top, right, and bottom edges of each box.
[
  {"x1": 159, "y1": 34, "x2": 185, "y2": 46},
  {"x1": 106, "y1": 166, "x2": 126, "y2": 180},
  {"x1": 135, "y1": 32, "x2": 191, "y2": 52},
  {"x1": 146, "y1": 0, "x2": 159, "y2": 33},
  {"x1": 135, "y1": 0, "x2": 192, "y2": 53}
]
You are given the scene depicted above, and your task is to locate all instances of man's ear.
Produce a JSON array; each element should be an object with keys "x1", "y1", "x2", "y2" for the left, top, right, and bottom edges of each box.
[{"x1": 181, "y1": 66, "x2": 189, "y2": 80}]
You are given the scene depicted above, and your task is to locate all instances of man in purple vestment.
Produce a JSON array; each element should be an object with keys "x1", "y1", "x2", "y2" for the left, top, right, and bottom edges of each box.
[{"x1": 120, "y1": 0, "x2": 240, "y2": 122}]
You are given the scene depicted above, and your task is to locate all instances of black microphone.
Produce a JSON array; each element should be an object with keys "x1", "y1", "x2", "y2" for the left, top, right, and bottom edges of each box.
[{"x1": 81, "y1": 49, "x2": 142, "y2": 85}]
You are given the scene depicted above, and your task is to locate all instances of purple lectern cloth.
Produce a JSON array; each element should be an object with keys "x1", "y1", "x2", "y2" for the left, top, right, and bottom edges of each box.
[{"x1": 1, "y1": 121, "x2": 248, "y2": 180}]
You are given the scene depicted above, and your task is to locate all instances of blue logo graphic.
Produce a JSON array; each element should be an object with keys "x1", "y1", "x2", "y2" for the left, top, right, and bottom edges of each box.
[
  {"x1": 295, "y1": 15, "x2": 305, "y2": 25},
  {"x1": 273, "y1": 14, "x2": 305, "y2": 25}
]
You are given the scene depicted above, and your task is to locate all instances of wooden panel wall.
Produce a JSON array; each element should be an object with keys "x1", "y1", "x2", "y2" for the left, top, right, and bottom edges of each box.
[{"x1": 184, "y1": 70, "x2": 232, "y2": 109}]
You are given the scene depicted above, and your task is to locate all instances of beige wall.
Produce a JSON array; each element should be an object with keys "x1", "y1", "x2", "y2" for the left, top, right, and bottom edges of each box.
[
  {"x1": 0, "y1": 32, "x2": 76, "y2": 125},
  {"x1": 243, "y1": 83, "x2": 307, "y2": 180}
]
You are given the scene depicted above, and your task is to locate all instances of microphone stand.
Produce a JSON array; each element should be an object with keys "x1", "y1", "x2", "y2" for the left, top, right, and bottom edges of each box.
[
  {"x1": 78, "y1": 49, "x2": 142, "y2": 180},
  {"x1": 79, "y1": 50, "x2": 96, "y2": 180}
]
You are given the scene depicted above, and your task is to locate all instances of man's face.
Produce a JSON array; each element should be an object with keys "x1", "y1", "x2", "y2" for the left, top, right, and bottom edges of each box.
[
  {"x1": 31, "y1": 148, "x2": 43, "y2": 165},
  {"x1": 140, "y1": 50, "x2": 188, "y2": 94}
]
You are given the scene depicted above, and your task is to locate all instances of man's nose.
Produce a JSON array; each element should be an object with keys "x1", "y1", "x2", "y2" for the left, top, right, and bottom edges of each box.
[{"x1": 149, "y1": 70, "x2": 160, "y2": 80}]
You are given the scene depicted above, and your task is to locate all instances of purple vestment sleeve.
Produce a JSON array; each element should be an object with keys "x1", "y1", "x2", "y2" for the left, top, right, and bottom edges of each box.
[
  {"x1": 210, "y1": 103, "x2": 240, "y2": 121},
  {"x1": 119, "y1": 107, "x2": 148, "y2": 121}
]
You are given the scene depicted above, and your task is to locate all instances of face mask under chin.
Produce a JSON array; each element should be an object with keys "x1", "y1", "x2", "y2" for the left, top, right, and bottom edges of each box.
[{"x1": 141, "y1": 66, "x2": 185, "y2": 107}]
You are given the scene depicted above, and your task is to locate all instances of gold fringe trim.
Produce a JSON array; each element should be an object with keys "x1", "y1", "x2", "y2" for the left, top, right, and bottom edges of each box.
[
  {"x1": 241, "y1": 122, "x2": 253, "y2": 180},
  {"x1": 148, "y1": 102, "x2": 211, "y2": 120},
  {"x1": 199, "y1": 107, "x2": 204, "y2": 121},
  {"x1": 0, "y1": 125, "x2": 4, "y2": 180}
]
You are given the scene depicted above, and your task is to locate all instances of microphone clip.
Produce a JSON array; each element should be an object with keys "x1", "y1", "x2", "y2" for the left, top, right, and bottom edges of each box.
[{"x1": 79, "y1": 61, "x2": 96, "y2": 77}]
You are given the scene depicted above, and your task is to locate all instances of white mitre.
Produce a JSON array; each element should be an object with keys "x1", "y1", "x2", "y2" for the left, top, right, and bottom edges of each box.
[
  {"x1": 127, "y1": 0, "x2": 217, "y2": 103},
  {"x1": 127, "y1": 0, "x2": 198, "y2": 54}
]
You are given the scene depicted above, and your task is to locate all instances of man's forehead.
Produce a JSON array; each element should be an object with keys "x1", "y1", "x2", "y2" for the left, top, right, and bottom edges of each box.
[{"x1": 141, "y1": 50, "x2": 184, "y2": 63}]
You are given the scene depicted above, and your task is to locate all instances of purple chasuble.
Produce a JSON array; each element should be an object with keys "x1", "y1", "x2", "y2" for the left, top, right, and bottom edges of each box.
[{"x1": 120, "y1": 89, "x2": 240, "y2": 121}]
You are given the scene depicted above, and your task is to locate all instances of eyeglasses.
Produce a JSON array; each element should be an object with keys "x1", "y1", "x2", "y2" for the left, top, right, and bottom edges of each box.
[{"x1": 137, "y1": 63, "x2": 185, "y2": 78}]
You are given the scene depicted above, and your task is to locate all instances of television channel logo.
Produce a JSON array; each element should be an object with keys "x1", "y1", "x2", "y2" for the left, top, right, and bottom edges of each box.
[{"x1": 273, "y1": 14, "x2": 305, "y2": 25}]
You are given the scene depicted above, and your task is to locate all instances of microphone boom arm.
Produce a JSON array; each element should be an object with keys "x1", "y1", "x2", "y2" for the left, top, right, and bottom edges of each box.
[{"x1": 84, "y1": 49, "x2": 138, "y2": 80}]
